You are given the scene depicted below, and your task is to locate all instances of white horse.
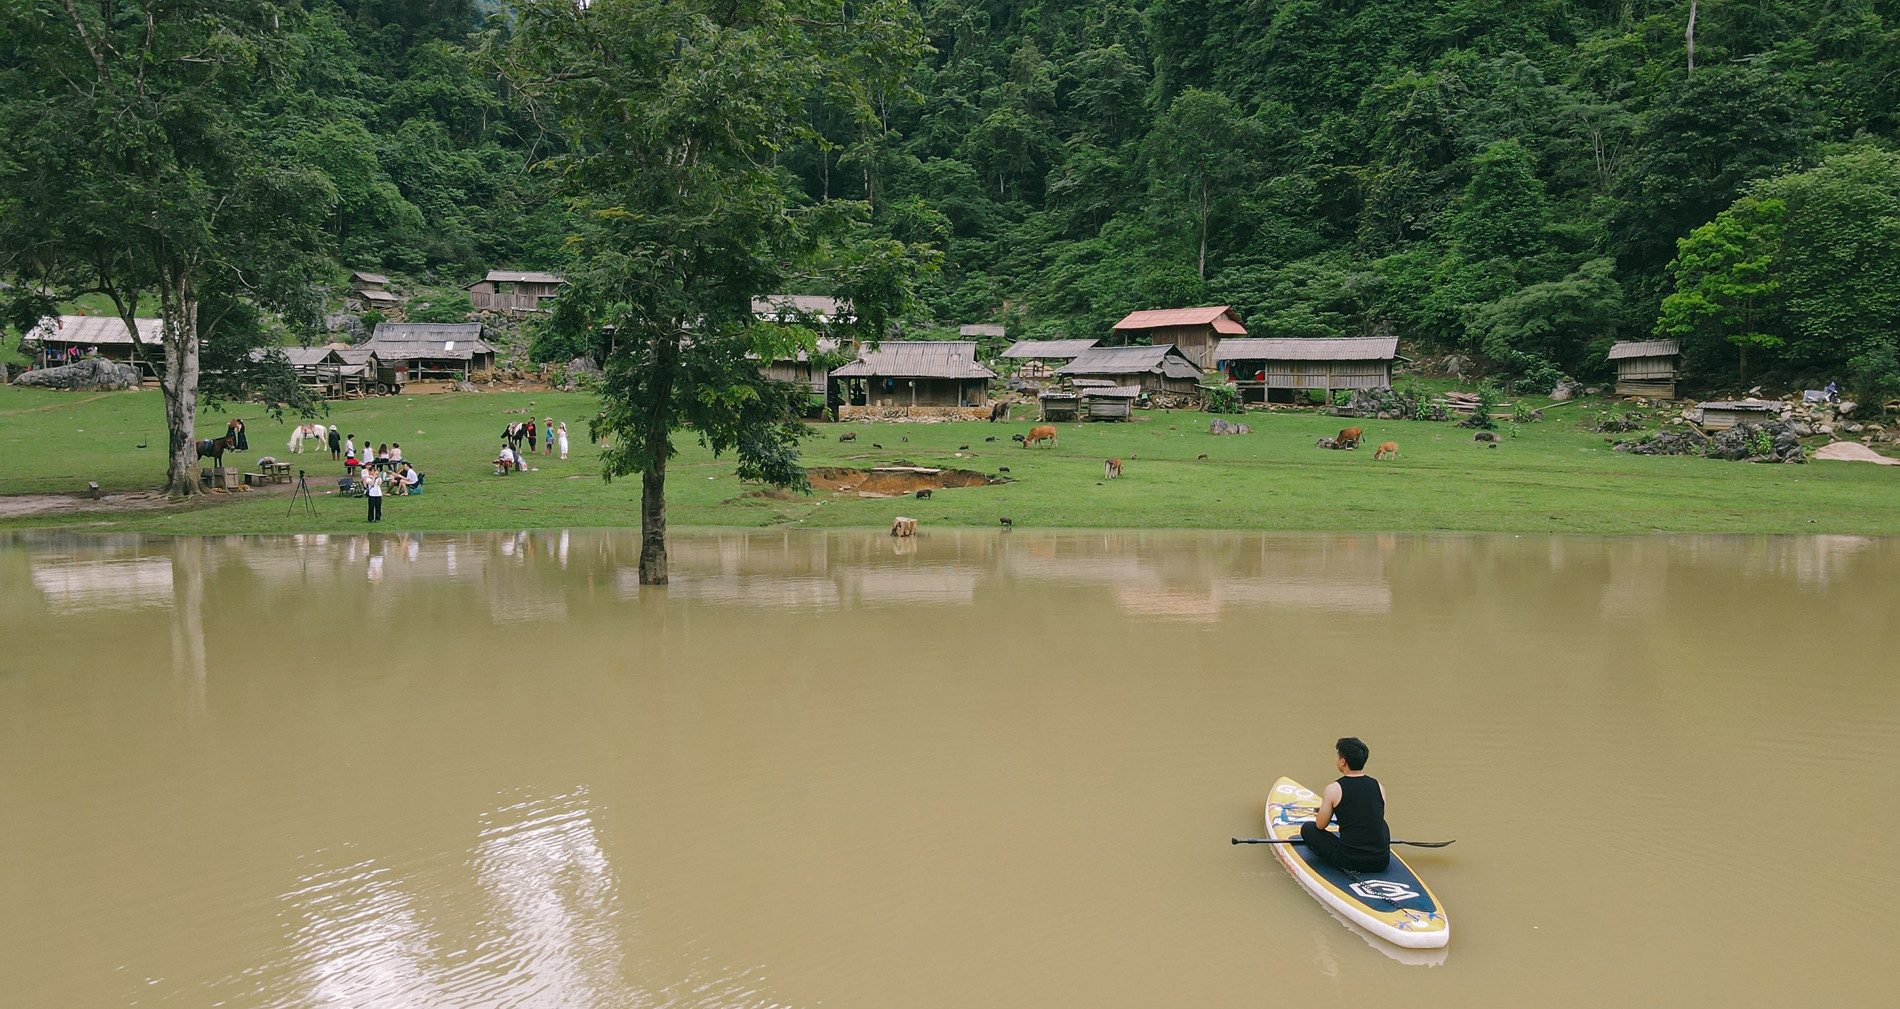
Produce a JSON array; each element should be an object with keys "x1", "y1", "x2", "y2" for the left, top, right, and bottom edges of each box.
[{"x1": 287, "y1": 423, "x2": 328, "y2": 454}]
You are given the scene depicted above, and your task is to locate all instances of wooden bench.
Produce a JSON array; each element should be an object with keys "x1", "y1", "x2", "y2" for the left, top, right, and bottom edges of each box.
[{"x1": 243, "y1": 472, "x2": 267, "y2": 487}]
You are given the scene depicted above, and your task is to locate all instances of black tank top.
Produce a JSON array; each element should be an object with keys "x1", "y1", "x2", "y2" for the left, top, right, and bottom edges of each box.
[{"x1": 1334, "y1": 775, "x2": 1391, "y2": 861}]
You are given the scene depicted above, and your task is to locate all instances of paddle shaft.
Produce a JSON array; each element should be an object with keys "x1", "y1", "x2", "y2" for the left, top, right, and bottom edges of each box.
[{"x1": 1231, "y1": 837, "x2": 1455, "y2": 848}]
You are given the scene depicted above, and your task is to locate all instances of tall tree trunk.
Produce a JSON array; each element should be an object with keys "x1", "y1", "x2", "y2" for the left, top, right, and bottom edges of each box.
[
  {"x1": 1686, "y1": 0, "x2": 1698, "y2": 76},
  {"x1": 155, "y1": 280, "x2": 202, "y2": 498},
  {"x1": 638, "y1": 438, "x2": 668, "y2": 584}
]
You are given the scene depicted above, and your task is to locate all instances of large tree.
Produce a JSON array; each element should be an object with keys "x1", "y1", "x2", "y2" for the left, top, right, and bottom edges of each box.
[
  {"x1": 508, "y1": 0, "x2": 934, "y2": 584},
  {"x1": 0, "y1": 0, "x2": 333, "y2": 496}
]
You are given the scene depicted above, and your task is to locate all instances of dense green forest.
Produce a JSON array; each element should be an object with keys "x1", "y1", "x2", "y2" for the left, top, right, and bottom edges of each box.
[{"x1": 9, "y1": 1, "x2": 1900, "y2": 396}]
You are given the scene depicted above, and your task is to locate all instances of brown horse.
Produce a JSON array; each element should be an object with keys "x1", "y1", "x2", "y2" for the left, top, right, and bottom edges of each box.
[{"x1": 196, "y1": 433, "x2": 238, "y2": 467}]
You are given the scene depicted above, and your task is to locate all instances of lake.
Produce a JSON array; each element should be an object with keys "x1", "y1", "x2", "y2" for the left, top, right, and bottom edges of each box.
[{"x1": 2, "y1": 529, "x2": 1896, "y2": 1006}]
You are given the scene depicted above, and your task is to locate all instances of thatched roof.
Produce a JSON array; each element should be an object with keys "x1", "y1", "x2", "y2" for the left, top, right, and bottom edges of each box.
[
  {"x1": 1058, "y1": 344, "x2": 1203, "y2": 379},
  {"x1": 366, "y1": 322, "x2": 494, "y2": 361},
  {"x1": 830, "y1": 340, "x2": 996, "y2": 379},
  {"x1": 1001, "y1": 338, "x2": 1097, "y2": 360},
  {"x1": 1214, "y1": 337, "x2": 1399, "y2": 361},
  {"x1": 1607, "y1": 339, "x2": 1680, "y2": 361},
  {"x1": 28, "y1": 315, "x2": 163, "y2": 346}
]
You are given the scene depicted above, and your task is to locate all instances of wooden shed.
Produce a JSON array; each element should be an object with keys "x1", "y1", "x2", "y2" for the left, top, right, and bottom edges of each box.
[
  {"x1": 365, "y1": 322, "x2": 496, "y2": 381},
  {"x1": 1082, "y1": 385, "x2": 1141, "y2": 420},
  {"x1": 1057, "y1": 344, "x2": 1202, "y2": 394},
  {"x1": 830, "y1": 341, "x2": 997, "y2": 419},
  {"x1": 1214, "y1": 337, "x2": 1398, "y2": 402},
  {"x1": 345, "y1": 271, "x2": 403, "y2": 313},
  {"x1": 1111, "y1": 306, "x2": 1245, "y2": 370},
  {"x1": 756, "y1": 337, "x2": 842, "y2": 412},
  {"x1": 1608, "y1": 340, "x2": 1681, "y2": 398},
  {"x1": 467, "y1": 270, "x2": 564, "y2": 313},
  {"x1": 1698, "y1": 399, "x2": 1781, "y2": 431},
  {"x1": 1001, "y1": 338, "x2": 1097, "y2": 379},
  {"x1": 26, "y1": 315, "x2": 164, "y2": 378}
]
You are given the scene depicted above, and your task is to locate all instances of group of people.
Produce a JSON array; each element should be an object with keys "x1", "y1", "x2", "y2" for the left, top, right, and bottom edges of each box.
[
  {"x1": 327, "y1": 432, "x2": 420, "y2": 522},
  {"x1": 495, "y1": 417, "x2": 569, "y2": 474}
]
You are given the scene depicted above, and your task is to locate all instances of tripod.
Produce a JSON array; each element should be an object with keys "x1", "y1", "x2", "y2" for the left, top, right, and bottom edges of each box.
[{"x1": 288, "y1": 469, "x2": 317, "y2": 518}]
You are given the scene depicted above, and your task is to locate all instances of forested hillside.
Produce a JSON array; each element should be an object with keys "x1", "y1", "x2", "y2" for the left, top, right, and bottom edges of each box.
[{"x1": 9, "y1": 1, "x2": 1900, "y2": 395}]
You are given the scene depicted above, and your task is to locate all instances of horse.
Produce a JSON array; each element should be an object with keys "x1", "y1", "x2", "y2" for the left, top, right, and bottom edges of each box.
[
  {"x1": 287, "y1": 423, "x2": 328, "y2": 454},
  {"x1": 196, "y1": 433, "x2": 238, "y2": 468}
]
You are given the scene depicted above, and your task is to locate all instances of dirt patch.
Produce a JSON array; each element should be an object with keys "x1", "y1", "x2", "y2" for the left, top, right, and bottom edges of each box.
[
  {"x1": 0, "y1": 490, "x2": 175, "y2": 519},
  {"x1": 1812, "y1": 442, "x2": 1900, "y2": 465},
  {"x1": 732, "y1": 488, "x2": 804, "y2": 502},
  {"x1": 807, "y1": 465, "x2": 1005, "y2": 497}
]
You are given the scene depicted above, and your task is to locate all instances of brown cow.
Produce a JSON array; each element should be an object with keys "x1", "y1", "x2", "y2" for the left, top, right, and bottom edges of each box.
[
  {"x1": 1335, "y1": 426, "x2": 1364, "y2": 449},
  {"x1": 1023, "y1": 425, "x2": 1058, "y2": 448},
  {"x1": 1104, "y1": 458, "x2": 1122, "y2": 479},
  {"x1": 891, "y1": 516, "x2": 917, "y2": 537},
  {"x1": 1374, "y1": 441, "x2": 1399, "y2": 460}
]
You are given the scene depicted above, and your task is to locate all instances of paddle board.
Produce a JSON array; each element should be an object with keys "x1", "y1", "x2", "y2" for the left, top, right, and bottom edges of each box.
[{"x1": 1266, "y1": 776, "x2": 1449, "y2": 949}]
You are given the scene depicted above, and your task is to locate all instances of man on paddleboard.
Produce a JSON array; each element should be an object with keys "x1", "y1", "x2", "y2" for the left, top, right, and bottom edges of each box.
[{"x1": 1299, "y1": 737, "x2": 1391, "y2": 871}]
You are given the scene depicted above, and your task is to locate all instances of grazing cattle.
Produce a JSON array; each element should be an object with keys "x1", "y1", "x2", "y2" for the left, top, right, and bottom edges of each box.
[
  {"x1": 1374, "y1": 441, "x2": 1399, "y2": 460},
  {"x1": 838, "y1": 432, "x2": 857, "y2": 442},
  {"x1": 989, "y1": 401, "x2": 1009, "y2": 422},
  {"x1": 1473, "y1": 431, "x2": 1501, "y2": 443},
  {"x1": 1335, "y1": 426, "x2": 1364, "y2": 449},
  {"x1": 915, "y1": 489, "x2": 933, "y2": 499},
  {"x1": 1104, "y1": 458, "x2": 1123, "y2": 479},
  {"x1": 891, "y1": 516, "x2": 917, "y2": 537},
  {"x1": 1023, "y1": 425, "x2": 1058, "y2": 448}
]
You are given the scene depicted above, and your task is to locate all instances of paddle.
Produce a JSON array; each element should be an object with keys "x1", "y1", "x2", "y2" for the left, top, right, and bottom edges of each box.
[{"x1": 1231, "y1": 837, "x2": 1456, "y2": 848}]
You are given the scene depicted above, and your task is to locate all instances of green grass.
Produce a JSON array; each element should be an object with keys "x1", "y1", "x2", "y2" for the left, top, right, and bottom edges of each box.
[{"x1": 1, "y1": 383, "x2": 1896, "y2": 535}]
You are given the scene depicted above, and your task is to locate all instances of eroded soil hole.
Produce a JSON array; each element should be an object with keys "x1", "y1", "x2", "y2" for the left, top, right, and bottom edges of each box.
[{"x1": 807, "y1": 465, "x2": 1006, "y2": 497}]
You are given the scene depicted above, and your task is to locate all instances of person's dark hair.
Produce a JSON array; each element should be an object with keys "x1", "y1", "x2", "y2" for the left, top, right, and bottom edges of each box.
[{"x1": 1336, "y1": 736, "x2": 1370, "y2": 771}]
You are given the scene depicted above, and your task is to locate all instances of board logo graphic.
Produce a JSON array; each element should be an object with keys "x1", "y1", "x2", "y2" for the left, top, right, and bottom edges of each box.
[{"x1": 1348, "y1": 879, "x2": 1420, "y2": 902}]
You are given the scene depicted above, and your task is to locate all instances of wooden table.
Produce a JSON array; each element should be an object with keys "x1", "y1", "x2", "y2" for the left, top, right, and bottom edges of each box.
[{"x1": 264, "y1": 461, "x2": 292, "y2": 483}]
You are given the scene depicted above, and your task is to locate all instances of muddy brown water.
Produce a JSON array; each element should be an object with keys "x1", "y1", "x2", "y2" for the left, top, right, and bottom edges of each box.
[{"x1": 3, "y1": 529, "x2": 1897, "y2": 1006}]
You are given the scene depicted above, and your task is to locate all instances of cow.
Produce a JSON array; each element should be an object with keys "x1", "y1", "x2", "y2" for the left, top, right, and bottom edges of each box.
[
  {"x1": 1023, "y1": 425, "x2": 1058, "y2": 448},
  {"x1": 890, "y1": 516, "x2": 917, "y2": 537},
  {"x1": 1335, "y1": 426, "x2": 1364, "y2": 449},
  {"x1": 1104, "y1": 458, "x2": 1123, "y2": 479},
  {"x1": 1374, "y1": 441, "x2": 1399, "y2": 460}
]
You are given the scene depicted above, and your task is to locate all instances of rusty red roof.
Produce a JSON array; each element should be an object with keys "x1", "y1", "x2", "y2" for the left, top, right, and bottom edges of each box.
[{"x1": 1112, "y1": 306, "x2": 1246, "y2": 335}]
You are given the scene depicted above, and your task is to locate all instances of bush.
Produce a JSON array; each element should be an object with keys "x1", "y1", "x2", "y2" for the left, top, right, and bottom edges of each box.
[
  {"x1": 1466, "y1": 381, "x2": 1502, "y2": 430},
  {"x1": 1204, "y1": 384, "x2": 1243, "y2": 414}
]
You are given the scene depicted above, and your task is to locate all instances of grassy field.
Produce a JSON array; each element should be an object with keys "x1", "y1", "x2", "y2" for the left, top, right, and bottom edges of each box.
[{"x1": 2, "y1": 382, "x2": 1896, "y2": 535}]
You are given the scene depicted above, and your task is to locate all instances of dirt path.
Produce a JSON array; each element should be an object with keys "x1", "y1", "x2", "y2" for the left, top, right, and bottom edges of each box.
[{"x1": 0, "y1": 480, "x2": 300, "y2": 519}]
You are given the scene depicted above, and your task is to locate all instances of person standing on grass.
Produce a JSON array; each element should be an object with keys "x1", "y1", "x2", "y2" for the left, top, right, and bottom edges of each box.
[
  {"x1": 328, "y1": 425, "x2": 342, "y2": 460},
  {"x1": 557, "y1": 422, "x2": 569, "y2": 460},
  {"x1": 544, "y1": 417, "x2": 555, "y2": 454},
  {"x1": 365, "y1": 469, "x2": 384, "y2": 523},
  {"x1": 527, "y1": 418, "x2": 538, "y2": 455}
]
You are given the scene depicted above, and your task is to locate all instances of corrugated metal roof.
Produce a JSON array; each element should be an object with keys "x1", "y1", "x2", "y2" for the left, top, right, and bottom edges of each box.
[
  {"x1": 1058, "y1": 344, "x2": 1203, "y2": 379},
  {"x1": 1699, "y1": 400, "x2": 1780, "y2": 411},
  {"x1": 1607, "y1": 339, "x2": 1680, "y2": 361},
  {"x1": 478, "y1": 270, "x2": 564, "y2": 286},
  {"x1": 1214, "y1": 337, "x2": 1399, "y2": 361},
  {"x1": 367, "y1": 323, "x2": 494, "y2": 361},
  {"x1": 752, "y1": 294, "x2": 850, "y2": 322},
  {"x1": 1113, "y1": 306, "x2": 1247, "y2": 335},
  {"x1": 355, "y1": 289, "x2": 402, "y2": 304},
  {"x1": 1082, "y1": 385, "x2": 1142, "y2": 398},
  {"x1": 350, "y1": 271, "x2": 390, "y2": 286},
  {"x1": 283, "y1": 347, "x2": 343, "y2": 366},
  {"x1": 28, "y1": 314, "x2": 164, "y2": 346},
  {"x1": 335, "y1": 348, "x2": 377, "y2": 365},
  {"x1": 960, "y1": 323, "x2": 1007, "y2": 338},
  {"x1": 1001, "y1": 338, "x2": 1097, "y2": 359},
  {"x1": 371, "y1": 322, "x2": 484, "y2": 342},
  {"x1": 830, "y1": 341, "x2": 997, "y2": 380}
]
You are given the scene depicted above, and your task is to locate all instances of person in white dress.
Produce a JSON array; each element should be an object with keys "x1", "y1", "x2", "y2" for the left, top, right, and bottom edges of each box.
[{"x1": 557, "y1": 422, "x2": 570, "y2": 460}]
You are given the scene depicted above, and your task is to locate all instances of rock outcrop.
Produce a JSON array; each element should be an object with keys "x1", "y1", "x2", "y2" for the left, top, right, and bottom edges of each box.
[{"x1": 11, "y1": 357, "x2": 141, "y2": 391}]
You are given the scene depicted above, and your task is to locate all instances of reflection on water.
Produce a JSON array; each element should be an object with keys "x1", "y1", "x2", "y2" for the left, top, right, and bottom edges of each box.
[{"x1": 3, "y1": 528, "x2": 1899, "y2": 1008}]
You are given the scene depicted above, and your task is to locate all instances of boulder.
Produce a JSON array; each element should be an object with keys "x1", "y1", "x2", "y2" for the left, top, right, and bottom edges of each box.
[
  {"x1": 1209, "y1": 418, "x2": 1251, "y2": 435},
  {"x1": 11, "y1": 357, "x2": 140, "y2": 391},
  {"x1": 1838, "y1": 400, "x2": 1858, "y2": 417},
  {"x1": 1549, "y1": 378, "x2": 1577, "y2": 401}
]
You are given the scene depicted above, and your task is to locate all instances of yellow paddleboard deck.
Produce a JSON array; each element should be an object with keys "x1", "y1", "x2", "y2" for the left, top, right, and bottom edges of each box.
[{"x1": 1266, "y1": 776, "x2": 1450, "y2": 949}]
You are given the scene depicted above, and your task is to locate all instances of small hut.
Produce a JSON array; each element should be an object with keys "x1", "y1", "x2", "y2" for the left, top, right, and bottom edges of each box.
[
  {"x1": 1081, "y1": 385, "x2": 1141, "y2": 421},
  {"x1": 365, "y1": 322, "x2": 496, "y2": 381},
  {"x1": 466, "y1": 270, "x2": 564, "y2": 312},
  {"x1": 1213, "y1": 337, "x2": 1399, "y2": 403},
  {"x1": 756, "y1": 337, "x2": 842, "y2": 413},
  {"x1": 1057, "y1": 344, "x2": 1204, "y2": 395},
  {"x1": 1001, "y1": 338, "x2": 1097, "y2": 380},
  {"x1": 1111, "y1": 306, "x2": 1245, "y2": 370},
  {"x1": 753, "y1": 294, "x2": 851, "y2": 324},
  {"x1": 830, "y1": 341, "x2": 997, "y2": 419},
  {"x1": 345, "y1": 271, "x2": 403, "y2": 313},
  {"x1": 1698, "y1": 400, "x2": 1781, "y2": 431},
  {"x1": 1607, "y1": 340, "x2": 1681, "y2": 398},
  {"x1": 26, "y1": 315, "x2": 164, "y2": 378}
]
